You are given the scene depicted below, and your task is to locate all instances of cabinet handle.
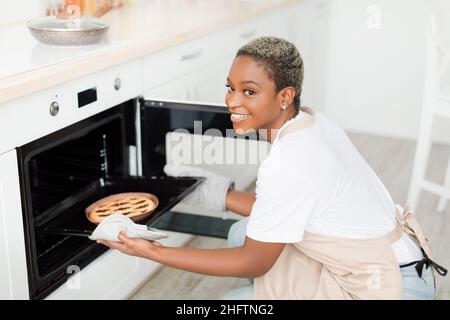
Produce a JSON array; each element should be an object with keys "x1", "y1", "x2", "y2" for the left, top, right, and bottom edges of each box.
[
  {"x1": 180, "y1": 49, "x2": 203, "y2": 61},
  {"x1": 240, "y1": 29, "x2": 257, "y2": 39}
]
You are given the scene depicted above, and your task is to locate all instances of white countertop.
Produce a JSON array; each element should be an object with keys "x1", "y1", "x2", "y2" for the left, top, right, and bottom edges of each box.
[{"x1": 0, "y1": 0, "x2": 301, "y2": 104}]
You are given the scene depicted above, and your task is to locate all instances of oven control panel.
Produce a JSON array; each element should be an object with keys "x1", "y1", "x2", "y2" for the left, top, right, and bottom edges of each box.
[{"x1": 0, "y1": 59, "x2": 141, "y2": 156}]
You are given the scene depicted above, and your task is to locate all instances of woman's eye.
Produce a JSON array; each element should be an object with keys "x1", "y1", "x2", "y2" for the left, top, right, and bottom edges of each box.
[
  {"x1": 243, "y1": 89, "x2": 255, "y2": 96},
  {"x1": 225, "y1": 84, "x2": 233, "y2": 92}
]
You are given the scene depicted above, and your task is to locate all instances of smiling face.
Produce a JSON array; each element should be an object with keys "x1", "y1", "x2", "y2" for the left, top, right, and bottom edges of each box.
[{"x1": 225, "y1": 55, "x2": 296, "y2": 140}]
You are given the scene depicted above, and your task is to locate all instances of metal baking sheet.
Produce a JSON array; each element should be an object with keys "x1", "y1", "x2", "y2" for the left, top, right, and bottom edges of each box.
[{"x1": 36, "y1": 176, "x2": 204, "y2": 237}]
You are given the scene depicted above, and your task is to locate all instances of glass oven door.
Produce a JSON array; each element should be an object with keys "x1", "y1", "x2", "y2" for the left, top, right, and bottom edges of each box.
[{"x1": 139, "y1": 98, "x2": 269, "y2": 238}]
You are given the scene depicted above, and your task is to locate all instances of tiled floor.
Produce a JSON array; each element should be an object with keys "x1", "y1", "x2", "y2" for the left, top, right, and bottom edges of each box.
[{"x1": 130, "y1": 132, "x2": 450, "y2": 300}]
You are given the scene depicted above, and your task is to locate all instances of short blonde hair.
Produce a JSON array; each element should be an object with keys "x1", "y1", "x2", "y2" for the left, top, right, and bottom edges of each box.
[{"x1": 236, "y1": 36, "x2": 304, "y2": 109}]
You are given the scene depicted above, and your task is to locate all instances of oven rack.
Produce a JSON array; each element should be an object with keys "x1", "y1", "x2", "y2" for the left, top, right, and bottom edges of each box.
[{"x1": 35, "y1": 175, "x2": 204, "y2": 237}]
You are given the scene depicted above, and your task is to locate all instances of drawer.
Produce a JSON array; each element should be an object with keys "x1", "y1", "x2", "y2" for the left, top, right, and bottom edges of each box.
[
  {"x1": 227, "y1": 10, "x2": 291, "y2": 54},
  {"x1": 142, "y1": 30, "x2": 233, "y2": 91},
  {"x1": 229, "y1": 18, "x2": 264, "y2": 53},
  {"x1": 142, "y1": 10, "x2": 292, "y2": 92}
]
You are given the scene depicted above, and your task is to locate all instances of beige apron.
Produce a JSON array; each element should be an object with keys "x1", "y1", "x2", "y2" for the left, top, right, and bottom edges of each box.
[{"x1": 254, "y1": 107, "x2": 447, "y2": 300}]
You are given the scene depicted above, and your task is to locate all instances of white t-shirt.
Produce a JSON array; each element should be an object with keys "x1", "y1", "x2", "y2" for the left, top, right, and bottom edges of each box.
[{"x1": 246, "y1": 110, "x2": 423, "y2": 264}]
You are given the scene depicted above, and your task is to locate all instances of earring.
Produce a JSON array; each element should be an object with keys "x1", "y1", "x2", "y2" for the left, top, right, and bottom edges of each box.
[{"x1": 281, "y1": 104, "x2": 287, "y2": 110}]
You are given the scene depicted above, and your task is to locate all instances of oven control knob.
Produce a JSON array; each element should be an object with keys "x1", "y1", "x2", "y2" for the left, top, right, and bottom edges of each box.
[
  {"x1": 49, "y1": 101, "x2": 59, "y2": 116},
  {"x1": 114, "y1": 77, "x2": 122, "y2": 91}
]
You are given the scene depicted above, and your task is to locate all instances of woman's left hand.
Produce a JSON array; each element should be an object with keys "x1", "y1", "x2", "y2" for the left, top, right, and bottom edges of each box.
[{"x1": 97, "y1": 231, "x2": 162, "y2": 259}]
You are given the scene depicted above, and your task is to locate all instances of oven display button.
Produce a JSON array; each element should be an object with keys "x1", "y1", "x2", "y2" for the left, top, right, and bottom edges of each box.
[
  {"x1": 114, "y1": 77, "x2": 121, "y2": 91},
  {"x1": 77, "y1": 87, "x2": 98, "y2": 108},
  {"x1": 49, "y1": 101, "x2": 59, "y2": 116}
]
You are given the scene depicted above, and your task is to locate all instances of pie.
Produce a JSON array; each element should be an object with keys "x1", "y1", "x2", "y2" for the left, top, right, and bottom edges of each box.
[{"x1": 85, "y1": 192, "x2": 158, "y2": 224}]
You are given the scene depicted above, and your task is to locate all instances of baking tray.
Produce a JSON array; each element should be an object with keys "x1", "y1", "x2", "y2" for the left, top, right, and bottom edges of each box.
[{"x1": 35, "y1": 176, "x2": 204, "y2": 237}]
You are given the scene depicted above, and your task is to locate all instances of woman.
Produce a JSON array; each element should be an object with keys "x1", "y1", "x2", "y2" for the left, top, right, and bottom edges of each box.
[{"x1": 98, "y1": 37, "x2": 446, "y2": 299}]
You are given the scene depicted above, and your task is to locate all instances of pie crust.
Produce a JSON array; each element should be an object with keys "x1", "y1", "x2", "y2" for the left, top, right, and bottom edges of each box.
[{"x1": 85, "y1": 192, "x2": 158, "y2": 224}]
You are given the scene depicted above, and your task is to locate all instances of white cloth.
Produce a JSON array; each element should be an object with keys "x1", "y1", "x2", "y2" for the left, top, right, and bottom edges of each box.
[
  {"x1": 163, "y1": 164, "x2": 234, "y2": 212},
  {"x1": 246, "y1": 110, "x2": 423, "y2": 264},
  {"x1": 89, "y1": 214, "x2": 169, "y2": 242}
]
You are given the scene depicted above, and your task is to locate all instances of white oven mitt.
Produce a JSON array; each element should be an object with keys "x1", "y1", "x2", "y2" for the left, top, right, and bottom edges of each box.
[
  {"x1": 163, "y1": 164, "x2": 234, "y2": 212},
  {"x1": 89, "y1": 214, "x2": 169, "y2": 242}
]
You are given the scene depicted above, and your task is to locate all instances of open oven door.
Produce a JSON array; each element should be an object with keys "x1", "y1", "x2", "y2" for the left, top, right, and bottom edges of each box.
[
  {"x1": 138, "y1": 97, "x2": 270, "y2": 238},
  {"x1": 18, "y1": 100, "x2": 224, "y2": 299}
]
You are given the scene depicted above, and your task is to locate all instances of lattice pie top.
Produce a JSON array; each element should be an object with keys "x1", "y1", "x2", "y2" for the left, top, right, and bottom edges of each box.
[{"x1": 86, "y1": 192, "x2": 158, "y2": 224}]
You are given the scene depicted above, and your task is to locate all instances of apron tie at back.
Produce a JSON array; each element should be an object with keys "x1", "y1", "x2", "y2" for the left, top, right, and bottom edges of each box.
[
  {"x1": 396, "y1": 206, "x2": 447, "y2": 277},
  {"x1": 400, "y1": 249, "x2": 448, "y2": 277}
]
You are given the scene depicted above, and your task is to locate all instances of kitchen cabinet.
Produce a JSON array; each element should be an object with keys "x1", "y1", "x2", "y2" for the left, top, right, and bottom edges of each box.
[
  {"x1": 143, "y1": 6, "x2": 296, "y2": 105},
  {"x1": 0, "y1": 150, "x2": 28, "y2": 299},
  {"x1": 231, "y1": 8, "x2": 291, "y2": 52},
  {"x1": 144, "y1": 55, "x2": 232, "y2": 105},
  {"x1": 288, "y1": 0, "x2": 331, "y2": 112},
  {"x1": 144, "y1": 73, "x2": 195, "y2": 102},
  {"x1": 190, "y1": 56, "x2": 233, "y2": 105},
  {"x1": 142, "y1": 26, "x2": 234, "y2": 93}
]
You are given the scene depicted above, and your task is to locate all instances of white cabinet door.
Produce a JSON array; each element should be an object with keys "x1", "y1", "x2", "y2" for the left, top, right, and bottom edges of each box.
[
  {"x1": 303, "y1": 0, "x2": 331, "y2": 113},
  {"x1": 143, "y1": 74, "x2": 194, "y2": 102},
  {"x1": 289, "y1": 0, "x2": 331, "y2": 112},
  {"x1": 144, "y1": 55, "x2": 233, "y2": 106},
  {"x1": 191, "y1": 56, "x2": 234, "y2": 106},
  {"x1": 0, "y1": 150, "x2": 29, "y2": 299}
]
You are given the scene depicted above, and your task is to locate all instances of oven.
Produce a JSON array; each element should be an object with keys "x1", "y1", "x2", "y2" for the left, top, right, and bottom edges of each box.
[{"x1": 15, "y1": 94, "x2": 258, "y2": 300}]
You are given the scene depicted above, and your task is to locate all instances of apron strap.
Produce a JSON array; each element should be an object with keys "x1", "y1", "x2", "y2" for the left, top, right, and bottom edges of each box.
[
  {"x1": 396, "y1": 206, "x2": 431, "y2": 256},
  {"x1": 278, "y1": 106, "x2": 315, "y2": 140},
  {"x1": 385, "y1": 223, "x2": 403, "y2": 244},
  {"x1": 396, "y1": 205, "x2": 448, "y2": 277}
]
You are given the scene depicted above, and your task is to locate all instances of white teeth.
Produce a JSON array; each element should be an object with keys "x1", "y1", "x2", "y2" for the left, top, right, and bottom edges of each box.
[{"x1": 231, "y1": 114, "x2": 249, "y2": 120}]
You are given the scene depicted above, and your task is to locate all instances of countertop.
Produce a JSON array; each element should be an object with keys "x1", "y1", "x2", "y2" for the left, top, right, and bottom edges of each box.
[{"x1": 0, "y1": 0, "x2": 301, "y2": 105}]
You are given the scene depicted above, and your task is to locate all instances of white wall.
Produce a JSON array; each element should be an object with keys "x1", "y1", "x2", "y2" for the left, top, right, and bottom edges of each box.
[{"x1": 323, "y1": 0, "x2": 450, "y2": 144}]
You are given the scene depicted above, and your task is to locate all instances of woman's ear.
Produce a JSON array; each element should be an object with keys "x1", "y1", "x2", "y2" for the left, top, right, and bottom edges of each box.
[{"x1": 278, "y1": 87, "x2": 296, "y2": 109}]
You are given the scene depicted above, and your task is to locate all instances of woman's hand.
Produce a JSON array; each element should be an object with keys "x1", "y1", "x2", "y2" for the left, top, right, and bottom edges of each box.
[
  {"x1": 97, "y1": 231, "x2": 162, "y2": 260},
  {"x1": 163, "y1": 164, "x2": 234, "y2": 211}
]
